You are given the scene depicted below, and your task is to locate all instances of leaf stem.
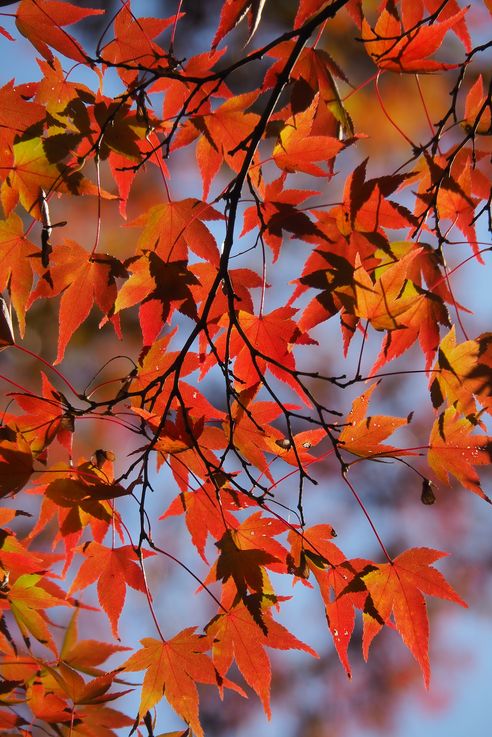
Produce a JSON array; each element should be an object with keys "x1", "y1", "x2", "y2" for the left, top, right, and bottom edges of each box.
[
  {"x1": 13, "y1": 344, "x2": 79, "y2": 397},
  {"x1": 342, "y1": 470, "x2": 393, "y2": 564}
]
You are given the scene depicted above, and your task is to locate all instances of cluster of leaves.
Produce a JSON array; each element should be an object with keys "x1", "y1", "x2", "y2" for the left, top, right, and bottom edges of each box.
[{"x1": 0, "y1": 1, "x2": 491, "y2": 735}]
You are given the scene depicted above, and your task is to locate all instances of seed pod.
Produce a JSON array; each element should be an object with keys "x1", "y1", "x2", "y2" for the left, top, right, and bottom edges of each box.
[{"x1": 421, "y1": 479, "x2": 436, "y2": 505}]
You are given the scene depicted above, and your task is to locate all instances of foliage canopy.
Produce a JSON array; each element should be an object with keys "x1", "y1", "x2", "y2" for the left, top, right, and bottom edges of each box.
[{"x1": 0, "y1": 1, "x2": 491, "y2": 735}]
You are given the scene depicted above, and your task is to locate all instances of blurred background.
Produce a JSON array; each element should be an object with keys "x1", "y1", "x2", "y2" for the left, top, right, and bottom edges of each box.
[{"x1": 1, "y1": 1, "x2": 491, "y2": 736}]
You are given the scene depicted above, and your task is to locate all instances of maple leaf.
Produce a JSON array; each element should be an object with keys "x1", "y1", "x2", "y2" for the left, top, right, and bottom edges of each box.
[
  {"x1": 59, "y1": 705, "x2": 133, "y2": 736},
  {"x1": 410, "y1": 150, "x2": 483, "y2": 261},
  {"x1": 0, "y1": 526, "x2": 62, "y2": 584},
  {"x1": 435, "y1": 155, "x2": 480, "y2": 257},
  {"x1": 189, "y1": 264, "x2": 263, "y2": 352},
  {"x1": 429, "y1": 327, "x2": 492, "y2": 416},
  {"x1": 0, "y1": 435, "x2": 33, "y2": 498},
  {"x1": 0, "y1": 213, "x2": 38, "y2": 337},
  {"x1": 294, "y1": 0, "x2": 332, "y2": 28},
  {"x1": 122, "y1": 629, "x2": 237, "y2": 737},
  {"x1": 0, "y1": 137, "x2": 112, "y2": 220},
  {"x1": 69, "y1": 543, "x2": 150, "y2": 639},
  {"x1": 176, "y1": 92, "x2": 261, "y2": 199},
  {"x1": 25, "y1": 675, "x2": 74, "y2": 724},
  {"x1": 0, "y1": 79, "x2": 45, "y2": 141},
  {"x1": 205, "y1": 307, "x2": 313, "y2": 402},
  {"x1": 333, "y1": 159, "x2": 415, "y2": 236},
  {"x1": 275, "y1": 428, "x2": 327, "y2": 469},
  {"x1": 151, "y1": 49, "x2": 231, "y2": 121},
  {"x1": 61, "y1": 610, "x2": 129, "y2": 676},
  {"x1": 102, "y1": 3, "x2": 176, "y2": 85},
  {"x1": 45, "y1": 662, "x2": 131, "y2": 708},
  {"x1": 288, "y1": 523, "x2": 342, "y2": 576},
  {"x1": 130, "y1": 199, "x2": 222, "y2": 265},
  {"x1": 85, "y1": 97, "x2": 150, "y2": 162},
  {"x1": 401, "y1": 0, "x2": 471, "y2": 52},
  {"x1": 362, "y1": 548, "x2": 466, "y2": 686},
  {"x1": 264, "y1": 43, "x2": 353, "y2": 139},
  {"x1": 212, "y1": 0, "x2": 266, "y2": 49},
  {"x1": 370, "y1": 290, "x2": 449, "y2": 374},
  {"x1": 7, "y1": 572, "x2": 69, "y2": 654},
  {"x1": 273, "y1": 96, "x2": 344, "y2": 176},
  {"x1": 370, "y1": 242, "x2": 451, "y2": 373},
  {"x1": 223, "y1": 391, "x2": 288, "y2": 482},
  {"x1": 27, "y1": 241, "x2": 126, "y2": 363},
  {"x1": 361, "y1": 7, "x2": 468, "y2": 73},
  {"x1": 133, "y1": 404, "x2": 224, "y2": 492},
  {"x1": 462, "y1": 75, "x2": 492, "y2": 135},
  {"x1": 287, "y1": 525, "x2": 364, "y2": 676},
  {"x1": 241, "y1": 175, "x2": 320, "y2": 261},
  {"x1": 42, "y1": 460, "x2": 128, "y2": 537},
  {"x1": 338, "y1": 383, "x2": 415, "y2": 459},
  {"x1": 34, "y1": 56, "x2": 95, "y2": 118},
  {"x1": 294, "y1": 240, "x2": 356, "y2": 333},
  {"x1": 353, "y1": 249, "x2": 422, "y2": 331},
  {"x1": 115, "y1": 255, "x2": 200, "y2": 346},
  {"x1": 229, "y1": 512, "x2": 289, "y2": 575},
  {"x1": 6, "y1": 372, "x2": 73, "y2": 456},
  {"x1": 16, "y1": 0, "x2": 104, "y2": 63},
  {"x1": 428, "y1": 408, "x2": 492, "y2": 501},
  {"x1": 161, "y1": 483, "x2": 254, "y2": 563},
  {"x1": 128, "y1": 330, "x2": 198, "y2": 400},
  {"x1": 214, "y1": 528, "x2": 280, "y2": 600},
  {"x1": 207, "y1": 601, "x2": 317, "y2": 716}
]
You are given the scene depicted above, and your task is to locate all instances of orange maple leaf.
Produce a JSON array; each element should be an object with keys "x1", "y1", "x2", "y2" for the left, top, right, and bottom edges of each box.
[
  {"x1": 338, "y1": 383, "x2": 415, "y2": 459},
  {"x1": 6, "y1": 372, "x2": 73, "y2": 457},
  {"x1": 130, "y1": 199, "x2": 222, "y2": 265},
  {"x1": 430, "y1": 327, "x2": 492, "y2": 416},
  {"x1": 7, "y1": 572, "x2": 70, "y2": 655},
  {"x1": 353, "y1": 249, "x2": 422, "y2": 331},
  {"x1": 361, "y1": 7, "x2": 468, "y2": 73},
  {"x1": 0, "y1": 435, "x2": 33, "y2": 498},
  {"x1": 181, "y1": 91, "x2": 261, "y2": 199},
  {"x1": 428, "y1": 408, "x2": 491, "y2": 501},
  {"x1": 123, "y1": 629, "x2": 240, "y2": 737},
  {"x1": 273, "y1": 96, "x2": 345, "y2": 176},
  {"x1": 362, "y1": 547, "x2": 466, "y2": 686},
  {"x1": 0, "y1": 137, "x2": 111, "y2": 220}
]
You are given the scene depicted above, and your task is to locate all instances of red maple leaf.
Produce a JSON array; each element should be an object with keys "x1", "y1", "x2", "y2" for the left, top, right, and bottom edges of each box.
[
  {"x1": 102, "y1": 3, "x2": 176, "y2": 85},
  {"x1": 6, "y1": 372, "x2": 73, "y2": 456},
  {"x1": 212, "y1": 0, "x2": 267, "y2": 49},
  {"x1": 16, "y1": 0, "x2": 104, "y2": 63},
  {"x1": 207, "y1": 601, "x2": 316, "y2": 716}
]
